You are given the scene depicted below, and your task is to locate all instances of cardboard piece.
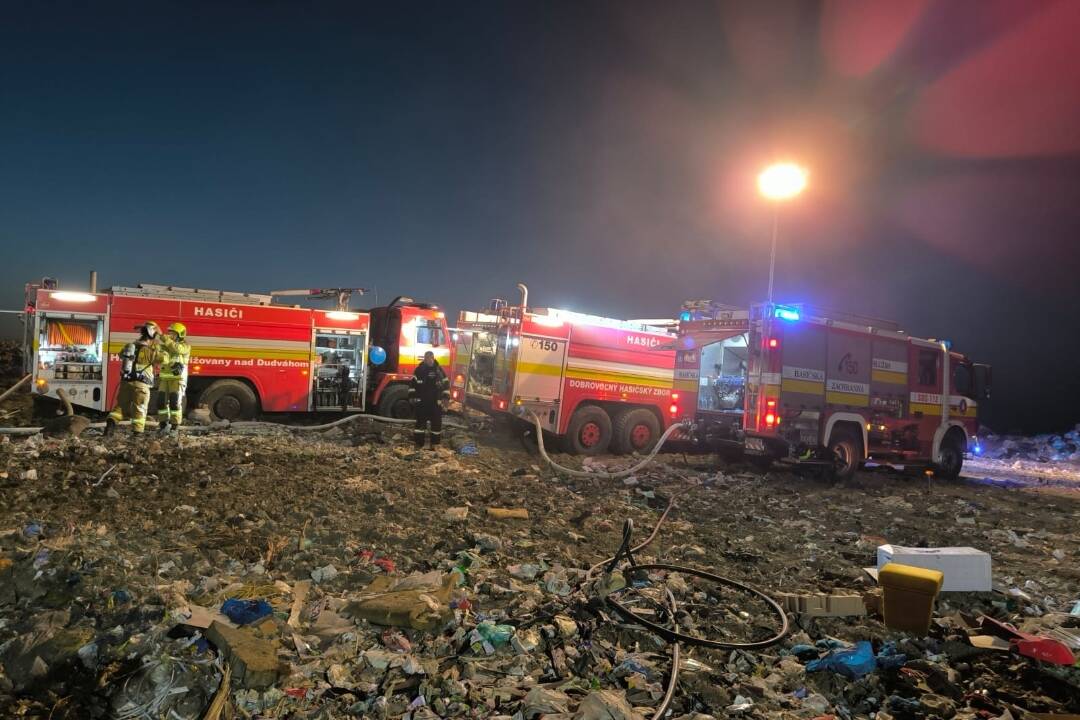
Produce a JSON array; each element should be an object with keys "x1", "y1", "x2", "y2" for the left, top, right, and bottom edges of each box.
[
  {"x1": 877, "y1": 545, "x2": 992, "y2": 591},
  {"x1": 775, "y1": 592, "x2": 867, "y2": 617}
]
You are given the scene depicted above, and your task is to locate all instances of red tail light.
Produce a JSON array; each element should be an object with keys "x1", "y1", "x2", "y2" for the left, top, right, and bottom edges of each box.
[
  {"x1": 671, "y1": 392, "x2": 679, "y2": 401},
  {"x1": 451, "y1": 389, "x2": 460, "y2": 400},
  {"x1": 669, "y1": 404, "x2": 679, "y2": 416},
  {"x1": 767, "y1": 337, "x2": 779, "y2": 349},
  {"x1": 765, "y1": 412, "x2": 777, "y2": 426}
]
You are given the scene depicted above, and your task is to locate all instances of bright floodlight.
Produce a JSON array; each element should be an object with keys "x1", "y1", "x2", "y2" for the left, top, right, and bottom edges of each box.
[{"x1": 758, "y1": 163, "x2": 807, "y2": 201}]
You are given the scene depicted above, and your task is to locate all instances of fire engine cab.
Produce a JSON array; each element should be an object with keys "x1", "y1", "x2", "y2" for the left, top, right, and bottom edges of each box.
[
  {"x1": 452, "y1": 285, "x2": 680, "y2": 455},
  {"x1": 671, "y1": 300, "x2": 751, "y2": 448},
  {"x1": 25, "y1": 280, "x2": 450, "y2": 421},
  {"x1": 742, "y1": 303, "x2": 991, "y2": 480}
]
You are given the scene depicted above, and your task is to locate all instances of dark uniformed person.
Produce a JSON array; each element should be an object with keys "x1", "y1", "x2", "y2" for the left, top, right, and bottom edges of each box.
[{"x1": 409, "y1": 350, "x2": 449, "y2": 448}]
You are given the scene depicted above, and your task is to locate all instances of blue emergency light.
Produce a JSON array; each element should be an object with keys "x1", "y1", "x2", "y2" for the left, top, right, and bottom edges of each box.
[
  {"x1": 773, "y1": 306, "x2": 800, "y2": 321},
  {"x1": 679, "y1": 311, "x2": 692, "y2": 322}
]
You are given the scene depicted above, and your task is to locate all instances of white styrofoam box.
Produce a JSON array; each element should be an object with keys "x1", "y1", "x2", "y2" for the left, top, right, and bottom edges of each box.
[{"x1": 876, "y1": 544, "x2": 992, "y2": 592}]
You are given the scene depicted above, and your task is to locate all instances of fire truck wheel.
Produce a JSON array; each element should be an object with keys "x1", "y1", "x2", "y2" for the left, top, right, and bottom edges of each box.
[
  {"x1": 200, "y1": 380, "x2": 259, "y2": 422},
  {"x1": 611, "y1": 408, "x2": 661, "y2": 455},
  {"x1": 827, "y1": 431, "x2": 861, "y2": 482},
  {"x1": 377, "y1": 384, "x2": 414, "y2": 419},
  {"x1": 935, "y1": 434, "x2": 964, "y2": 480},
  {"x1": 565, "y1": 405, "x2": 613, "y2": 455}
]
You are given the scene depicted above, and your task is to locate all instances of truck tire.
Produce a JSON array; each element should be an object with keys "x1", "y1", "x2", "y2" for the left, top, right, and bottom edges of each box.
[
  {"x1": 935, "y1": 433, "x2": 965, "y2": 480},
  {"x1": 564, "y1": 405, "x2": 612, "y2": 456},
  {"x1": 827, "y1": 430, "x2": 861, "y2": 482},
  {"x1": 377, "y1": 384, "x2": 414, "y2": 419},
  {"x1": 200, "y1": 380, "x2": 258, "y2": 422},
  {"x1": 611, "y1": 408, "x2": 661, "y2": 455}
]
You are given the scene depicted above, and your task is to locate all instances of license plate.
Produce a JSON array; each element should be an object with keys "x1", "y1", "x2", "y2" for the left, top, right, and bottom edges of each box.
[{"x1": 745, "y1": 437, "x2": 766, "y2": 454}]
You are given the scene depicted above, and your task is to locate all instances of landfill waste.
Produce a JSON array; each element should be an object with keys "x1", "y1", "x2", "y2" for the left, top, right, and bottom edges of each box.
[
  {"x1": 1, "y1": 401, "x2": 1079, "y2": 718},
  {"x1": 219, "y1": 598, "x2": 272, "y2": 625},
  {"x1": 804, "y1": 640, "x2": 877, "y2": 679}
]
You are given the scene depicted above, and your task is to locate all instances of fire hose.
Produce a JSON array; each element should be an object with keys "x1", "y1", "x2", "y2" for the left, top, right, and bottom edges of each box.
[{"x1": 526, "y1": 410, "x2": 689, "y2": 479}]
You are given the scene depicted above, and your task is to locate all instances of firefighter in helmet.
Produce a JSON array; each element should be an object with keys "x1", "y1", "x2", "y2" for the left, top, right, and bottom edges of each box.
[
  {"x1": 157, "y1": 322, "x2": 191, "y2": 432},
  {"x1": 409, "y1": 350, "x2": 450, "y2": 448},
  {"x1": 105, "y1": 321, "x2": 162, "y2": 436}
]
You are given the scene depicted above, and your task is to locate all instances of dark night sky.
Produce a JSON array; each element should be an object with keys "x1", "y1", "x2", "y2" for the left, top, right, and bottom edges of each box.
[{"x1": 2, "y1": 1, "x2": 1079, "y2": 434}]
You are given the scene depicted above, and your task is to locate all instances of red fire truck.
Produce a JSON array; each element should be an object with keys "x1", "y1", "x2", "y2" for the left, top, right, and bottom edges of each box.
[
  {"x1": 451, "y1": 285, "x2": 680, "y2": 455},
  {"x1": 25, "y1": 281, "x2": 451, "y2": 421},
  {"x1": 741, "y1": 303, "x2": 991, "y2": 479},
  {"x1": 669, "y1": 300, "x2": 752, "y2": 449}
]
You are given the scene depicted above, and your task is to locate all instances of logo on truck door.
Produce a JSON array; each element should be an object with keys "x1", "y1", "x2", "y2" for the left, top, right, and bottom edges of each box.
[{"x1": 837, "y1": 353, "x2": 859, "y2": 375}]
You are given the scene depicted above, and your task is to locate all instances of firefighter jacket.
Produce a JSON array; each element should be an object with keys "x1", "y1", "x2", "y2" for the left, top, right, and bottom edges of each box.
[
  {"x1": 158, "y1": 337, "x2": 191, "y2": 382},
  {"x1": 121, "y1": 341, "x2": 159, "y2": 386},
  {"x1": 409, "y1": 362, "x2": 450, "y2": 404}
]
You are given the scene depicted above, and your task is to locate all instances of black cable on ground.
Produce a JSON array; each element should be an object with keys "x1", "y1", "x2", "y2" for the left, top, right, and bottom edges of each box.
[{"x1": 605, "y1": 563, "x2": 789, "y2": 650}]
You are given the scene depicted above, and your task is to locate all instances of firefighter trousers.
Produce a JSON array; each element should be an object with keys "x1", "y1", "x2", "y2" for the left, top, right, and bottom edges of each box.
[
  {"x1": 157, "y1": 377, "x2": 187, "y2": 427},
  {"x1": 108, "y1": 381, "x2": 152, "y2": 433},
  {"x1": 413, "y1": 403, "x2": 443, "y2": 448}
]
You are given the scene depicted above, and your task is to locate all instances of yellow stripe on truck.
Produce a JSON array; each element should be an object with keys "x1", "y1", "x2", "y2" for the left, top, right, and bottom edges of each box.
[
  {"x1": 871, "y1": 369, "x2": 907, "y2": 385},
  {"x1": 826, "y1": 391, "x2": 870, "y2": 407},
  {"x1": 781, "y1": 378, "x2": 824, "y2": 395},
  {"x1": 911, "y1": 402, "x2": 978, "y2": 418},
  {"x1": 516, "y1": 362, "x2": 563, "y2": 377},
  {"x1": 566, "y1": 368, "x2": 673, "y2": 389},
  {"x1": 107, "y1": 342, "x2": 311, "y2": 362}
]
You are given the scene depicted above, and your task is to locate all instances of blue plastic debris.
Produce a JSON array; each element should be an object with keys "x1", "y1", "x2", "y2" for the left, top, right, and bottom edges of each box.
[
  {"x1": 111, "y1": 589, "x2": 132, "y2": 605},
  {"x1": 888, "y1": 695, "x2": 921, "y2": 713},
  {"x1": 789, "y1": 644, "x2": 820, "y2": 661},
  {"x1": 792, "y1": 687, "x2": 809, "y2": 699},
  {"x1": 875, "y1": 641, "x2": 907, "y2": 670},
  {"x1": 221, "y1": 598, "x2": 273, "y2": 626},
  {"x1": 815, "y1": 638, "x2": 848, "y2": 650},
  {"x1": 23, "y1": 522, "x2": 43, "y2": 538},
  {"x1": 614, "y1": 657, "x2": 657, "y2": 682},
  {"x1": 805, "y1": 640, "x2": 877, "y2": 680}
]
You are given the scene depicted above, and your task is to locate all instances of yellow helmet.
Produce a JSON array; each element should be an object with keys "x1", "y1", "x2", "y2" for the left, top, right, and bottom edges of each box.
[{"x1": 168, "y1": 322, "x2": 187, "y2": 340}]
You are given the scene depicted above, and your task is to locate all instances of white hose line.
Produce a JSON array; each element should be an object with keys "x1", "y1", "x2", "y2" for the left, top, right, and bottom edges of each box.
[{"x1": 527, "y1": 410, "x2": 689, "y2": 479}]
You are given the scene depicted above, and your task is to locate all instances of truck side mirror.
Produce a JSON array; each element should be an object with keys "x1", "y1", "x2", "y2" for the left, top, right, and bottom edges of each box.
[{"x1": 974, "y1": 364, "x2": 992, "y2": 400}]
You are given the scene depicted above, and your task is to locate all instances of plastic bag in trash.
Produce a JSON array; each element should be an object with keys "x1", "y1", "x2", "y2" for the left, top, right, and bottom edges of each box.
[
  {"x1": 221, "y1": 598, "x2": 273, "y2": 625},
  {"x1": 805, "y1": 640, "x2": 876, "y2": 679}
]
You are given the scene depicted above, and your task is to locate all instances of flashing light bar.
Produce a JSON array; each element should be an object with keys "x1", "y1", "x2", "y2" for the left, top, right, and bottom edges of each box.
[
  {"x1": 326, "y1": 311, "x2": 360, "y2": 321},
  {"x1": 50, "y1": 291, "x2": 97, "y2": 303},
  {"x1": 773, "y1": 306, "x2": 800, "y2": 321},
  {"x1": 542, "y1": 307, "x2": 670, "y2": 333}
]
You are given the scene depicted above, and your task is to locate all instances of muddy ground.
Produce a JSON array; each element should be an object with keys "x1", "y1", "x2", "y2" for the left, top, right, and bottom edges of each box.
[{"x1": 1, "y1": 399, "x2": 1079, "y2": 719}]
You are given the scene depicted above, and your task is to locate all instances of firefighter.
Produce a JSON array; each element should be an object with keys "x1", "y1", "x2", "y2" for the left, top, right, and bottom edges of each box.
[
  {"x1": 337, "y1": 361, "x2": 352, "y2": 411},
  {"x1": 157, "y1": 322, "x2": 191, "y2": 432},
  {"x1": 105, "y1": 321, "x2": 161, "y2": 436},
  {"x1": 409, "y1": 350, "x2": 449, "y2": 448}
]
